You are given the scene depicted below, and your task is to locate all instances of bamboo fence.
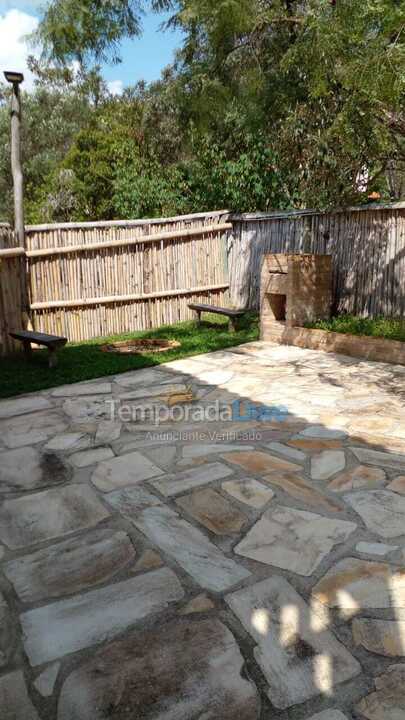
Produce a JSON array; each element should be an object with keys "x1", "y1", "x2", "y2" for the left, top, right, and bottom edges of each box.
[
  {"x1": 24, "y1": 210, "x2": 231, "y2": 342},
  {"x1": 1, "y1": 203, "x2": 404, "y2": 356},
  {"x1": 229, "y1": 202, "x2": 405, "y2": 317}
]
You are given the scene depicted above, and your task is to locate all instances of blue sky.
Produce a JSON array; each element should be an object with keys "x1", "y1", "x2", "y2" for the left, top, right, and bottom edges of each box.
[
  {"x1": 0, "y1": 1, "x2": 183, "y2": 91},
  {"x1": 103, "y1": 12, "x2": 183, "y2": 90}
]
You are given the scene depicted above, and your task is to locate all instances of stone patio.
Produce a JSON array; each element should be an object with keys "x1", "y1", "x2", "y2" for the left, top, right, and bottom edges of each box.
[{"x1": 1, "y1": 340, "x2": 405, "y2": 719}]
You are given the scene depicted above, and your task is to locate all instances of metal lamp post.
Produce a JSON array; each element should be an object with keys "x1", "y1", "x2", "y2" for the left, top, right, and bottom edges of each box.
[{"x1": 4, "y1": 71, "x2": 25, "y2": 248}]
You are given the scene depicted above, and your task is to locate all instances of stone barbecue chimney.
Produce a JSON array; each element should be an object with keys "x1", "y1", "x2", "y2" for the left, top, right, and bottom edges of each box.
[{"x1": 260, "y1": 254, "x2": 332, "y2": 340}]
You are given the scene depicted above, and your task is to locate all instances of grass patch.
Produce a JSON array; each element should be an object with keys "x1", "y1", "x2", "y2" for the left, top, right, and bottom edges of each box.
[
  {"x1": 0, "y1": 313, "x2": 259, "y2": 399},
  {"x1": 306, "y1": 315, "x2": 405, "y2": 343}
]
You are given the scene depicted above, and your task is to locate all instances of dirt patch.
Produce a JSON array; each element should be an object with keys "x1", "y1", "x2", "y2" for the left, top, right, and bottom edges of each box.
[
  {"x1": 100, "y1": 339, "x2": 181, "y2": 355},
  {"x1": 40, "y1": 453, "x2": 70, "y2": 485}
]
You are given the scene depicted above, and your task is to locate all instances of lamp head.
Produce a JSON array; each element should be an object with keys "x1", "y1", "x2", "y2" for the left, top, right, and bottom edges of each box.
[{"x1": 4, "y1": 71, "x2": 24, "y2": 85}]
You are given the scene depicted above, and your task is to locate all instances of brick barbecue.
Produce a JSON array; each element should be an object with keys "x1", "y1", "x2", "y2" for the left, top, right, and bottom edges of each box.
[{"x1": 260, "y1": 253, "x2": 332, "y2": 339}]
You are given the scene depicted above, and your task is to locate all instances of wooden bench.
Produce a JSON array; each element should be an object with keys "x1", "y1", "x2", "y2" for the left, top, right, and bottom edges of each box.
[
  {"x1": 188, "y1": 303, "x2": 245, "y2": 332},
  {"x1": 9, "y1": 330, "x2": 67, "y2": 368}
]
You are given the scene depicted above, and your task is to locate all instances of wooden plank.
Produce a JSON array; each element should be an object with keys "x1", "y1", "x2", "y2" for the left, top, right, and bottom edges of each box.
[
  {"x1": 25, "y1": 210, "x2": 231, "y2": 232},
  {"x1": 0, "y1": 247, "x2": 25, "y2": 258},
  {"x1": 30, "y1": 283, "x2": 230, "y2": 310},
  {"x1": 10, "y1": 330, "x2": 67, "y2": 346},
  {"x1": 188, "y1": 303, "x2": 244, "y2": 317},
  {"x1": 25, "y1": 223, "x2": 233, "y2": 258}
]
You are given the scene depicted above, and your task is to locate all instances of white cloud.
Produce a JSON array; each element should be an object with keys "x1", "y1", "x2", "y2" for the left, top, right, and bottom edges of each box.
[
  {"x1": 107, "y1": 79, "x2": 123, "y2": 96},
  {"x1": 0, "y1": 8, "x2": 39, "y2": 90},
  {"x1": 0, "y1": 9, "x2": 124, "y2": 94},
  {"x1": 0, "y1": 1, "x2": 43, "y2": 9}
]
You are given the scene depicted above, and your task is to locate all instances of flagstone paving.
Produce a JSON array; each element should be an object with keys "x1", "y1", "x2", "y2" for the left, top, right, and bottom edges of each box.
[{"x1": 0, "y1": 340, "x2": 405, "y2": 718}]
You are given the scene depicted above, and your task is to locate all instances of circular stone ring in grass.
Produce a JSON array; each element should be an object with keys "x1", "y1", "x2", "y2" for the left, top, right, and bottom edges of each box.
[{"x1": 100, "y1": 338, "x2": 181, "y2": 355}]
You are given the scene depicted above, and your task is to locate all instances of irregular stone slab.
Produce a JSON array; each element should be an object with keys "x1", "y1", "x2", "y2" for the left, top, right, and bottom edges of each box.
[
  {"x1": 356, "y1": 541, "x2": 397, "y2": 556},
  {"x1": 151, "y1": 462, "x2": 233, "y2": 497},
  {"x1": 0, "y1": 447, "x2": 67, "y2": 493},
  {"x1": 57, "y1": 618, "x2": 259, "y2": 720},
  {"x1": 4, "y1": 528, "x2": 135, "y2": 602},
  {"x1": 356, "y1": 665, "x2": 405, "y2": 719},
  {"x1": 387, "y1": 475, "x2": 405, "y2": 494},
  {"x1": 44, "y1": 432, "x2": 91, "y2": 452},
  {"x1": 194, "y1": 369, "x2": 234, "y2": 385},
  {"x1": 222, "y1": 478, "x2": 274, "y2": 509},
  {"x1": 164, "y1": 356, "x2": 217, "y2": 372},
  {"x1": 392, "y1": 425, "x2": 405, "y2": 440},
  {"x1": 300, "y1": 426, "x2": 347, "y2": 439},
  {"x1": 353, "y1": 618, "x2": 405, "y2": 657},
  {"x1": 53, "y1": 382, "x2": 112, "y2": 397},
  {"x1": 1, "y1": 411, "x2": 67, "y2": 448},
  {"x1": 344, "y1": 489, "x2": 405, "y2": 538},
  {"x1": 311, "y1": 451, "x2": 346, "y2": 480},
  {"x1": 264, "y1": 472, "x2": 342, "y2": 513},
  {"x1": 114, "y1": 368, "x2": 166, "y2": 387},
  {"x1": 105, "y1": 485, "x2": 162, "y2": 518},
  {"x1": 0, "y1": 670, "x2": 40, "y2": 719},
  {"x1": 176, "y1": 488, "x2": 247, "y2": 535},
  {"x1": 226, "y1": 576, "x2": 360, "y2": 709},
  {"x1": 266, "y1": 442, "x2": 306, "y2": 462},
  {"x1": 289, "y1": 438, "x2": 343, "y2": 452},
  {"x1": 62, "y1": 396, "x2": 113, "y2": 423},
  {"x1": 134, "y1": 549, "x2": 163, "y2": 572},
  {"x1": 312, "y1": 557, "x2": 405, "y2": 617},
  {"x1": 328, "y1": 465, "x2": 386, "y2": 492},
  {"x1": 235, "y1": 506, "x2": 356, "y2": 576},
  {"x1": 179, "y1": 594, "x2": 215, "y2": 614},
  {"x1": 0, "y1": 394, "x2": 51, "y2": 419},
  {"x1": 182, "y1": 443, "x2": 253, "y2": 459},
  {"x1": 351, "y1": 446, "x2": 405, "y2": 471},
  {"x1": 21, "y1": 567, "x2": 184, "y2": 666},
  {"x1": 0, "y1": 484, "x2": 109, "y2": 549},
  {"x1": 69, "y1": 446, "x2": 114, "y2": 468},
  {"x1": 117, "y1": 436, "x2": 174, "y2": 454},
  {"x1": 91, "y1": 451, "x2": 163, "y2": 491},
  {"x1": 222, "y1": 450, "x2": 301, "y2": 475},
  {"x1": 133, "y1": 505, "x2": 250, "y2": 592},
  {"x1": 350, "y1": 435, "x2": 405, "y2": 456},
  {"x1": 34, "y1": 662, "x2": 60, "y2": 697},
  {"x1": 0, "y1": 591, "x2": 13, "y2": 668},
  {"x1": 119, "y1": 383, "x2": 188, "y2": 400},
  {"x1": 95, "y1": 420, "x2": 121, "y2": 443},
  {"x1": 144, "y1": 444, "x2": 176, "y2": 468},
  {"x1": 349, "y1": 415, "x2": 395, "y2": 435},
  {"x1": 306, "y1": 712, "x2": 349, "y2": 720}
]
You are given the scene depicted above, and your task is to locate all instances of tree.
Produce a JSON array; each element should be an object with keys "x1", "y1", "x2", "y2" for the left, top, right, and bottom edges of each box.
[
  {"x1": 169, "y1": 0, "x2": 405, "y2": 206},
  {"x1": 0, "y1": 69, "x2": 96, "y2": 222},
  {"x1": 33, "y1": 0, "x2": 142, "y2": 67},
  {"x1": 1, "y1": 0, "x2": 403, "y2": 223}
]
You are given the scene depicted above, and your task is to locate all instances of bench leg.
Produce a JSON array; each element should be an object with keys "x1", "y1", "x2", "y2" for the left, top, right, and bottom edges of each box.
[
  {"x1": 195, "y1": 310, "x2": 202, "y2": 326},
  {"x1": 48, "y1": 346, "x2": 58, "y2": 369},
  {"x1": 229, "y1": 318, "x2": 238, "y2": 333},
  {"x1": 23, "y1": 339, "x2": 32, "y2": 360}
]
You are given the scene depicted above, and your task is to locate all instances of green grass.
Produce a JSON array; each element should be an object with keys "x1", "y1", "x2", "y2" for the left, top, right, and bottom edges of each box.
[
  {"x1": 0, "y1": 313, "x2": 259, "y2": 399},
  {"x1": 306, "y1": 315, "x2": 405, "y2": 343}
]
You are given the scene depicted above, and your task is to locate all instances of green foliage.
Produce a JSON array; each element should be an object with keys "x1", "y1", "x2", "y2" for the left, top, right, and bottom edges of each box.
[
  {"x1": 307, "y1": 315, "x2": 405, "y2": 343},
  {"x1": 0, "y1": 313, "x2": 259, "y2": 398},
  {"x1": 0, "y1": 0, "x2": 404, "y2": 223},
  {"x1": 273, "y1": 0, "x2": 405, "y2": 206},
  {"x1": 184, "y1": 127, "x2": 289, "y2": 212},
  {"x1": 34, "y1": 0, "x2": 142, "y2": 66},
  {"x1": 0, "y1": 69, "x2": 97, "y2": 223},
  {"x1": 172, "y1": 0, "x2": 405, "y2": 207},
  {"x1": 113, "y1": 158, "x2": 190, "y2": 218}
]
